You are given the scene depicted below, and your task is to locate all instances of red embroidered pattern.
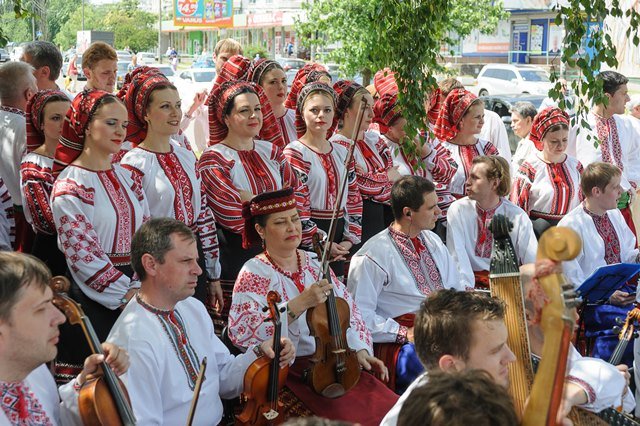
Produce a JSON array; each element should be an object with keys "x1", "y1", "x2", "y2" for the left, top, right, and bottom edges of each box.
[
  {"x1": 547, "y1": 162, "x2": 574, "y2": 216},
  {"x1": 21, "y1": 158, "x2": 56, "y2": 235},
  {"x1": 388, "y1": 227, "x2": 444, "y2": 295},
  {"x1": 238, "y1": 149, "x2": 278, "y2": 195},
  {"x1": 0, "y1": 381, "x2": 53, "y2": 425},
  {"x1": 475, "y1": 201, "x2": 502, "y2": 259},
  {"x1": 156, "y1": 152, "x2": 196, "y2": 226},
  {"x1": 458, "y1": 144, "x2": 480, "y2": 196},
  {"x1": 98, "y1": 170, "x2": 135, "y2": 254},
  {"x1": 584, "y1": 207, "x2": 622, "y2": 264},
  {"x1": 52, "y1": 179, "x2": 95, "y2": 205},
  {"x1": 595, "y1": 115, "x2": 624, "y2": 169},
  {"x1": 234, "y1": 271, "x2": 272, "y2": 296}
]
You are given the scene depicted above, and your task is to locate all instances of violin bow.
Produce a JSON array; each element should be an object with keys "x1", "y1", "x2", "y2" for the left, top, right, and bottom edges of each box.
[
  {"x1": 186, "y1": 357, "x2": 207, "y2": 426},
  {"x1": 319, "y1": 97, "x2": 369, "y2": 279}
]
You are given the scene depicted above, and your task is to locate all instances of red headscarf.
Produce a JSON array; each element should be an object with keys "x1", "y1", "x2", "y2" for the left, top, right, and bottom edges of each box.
[
  {"x1": 248, "y1": 58, "x2": 282, "y2": 85},
  {"x1": 374, "y1": 68, "x2": 398, "y2": 98},
  {"x1": 433, "y1": 88, "x2": 479, "y2": 143},
  {"x1": 426, "y1": 88, "x2": 443, "y2": 126},
  {"x1": 529, "y1": 107, "x2": 570, "y2": 151},
  {"x1": 206, "y1": 55, "x2": 284, "y2": 148},
  {"x1": 373, "y1": 92, "x2": 401, "y2": 135},
  {"x1": 333, "y1": 80, "x2": 365, "y2": 121},
  {"x1": 294, "y1": 82, "x2": 337, "y2": 139},
  {"x1": 116, "y1": 66, "x2": 172, "y2": 146},
  {"x1": 285, "y1": 63, "x2": 331, "y2": 110},
  {"x1": 241, "y1": 187, "x2": 297, "y2": 249},
  {"x1": 53, "y1": 90, "x2": 115, "y2": 177},
  {"x1": 26, "y1": 89, "x2": 69, "y2": 153}
]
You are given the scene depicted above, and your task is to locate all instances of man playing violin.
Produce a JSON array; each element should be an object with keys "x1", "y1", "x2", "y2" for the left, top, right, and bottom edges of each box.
[
  {"x1": 107, "y1": 217, "x2": 295, "y2": 425},
  {"x1": 347, "y1": 175, "x2": 470, "y2": 393},
  {"x1": 0, "y1": 251, "x2": 130, "y2": 426}
]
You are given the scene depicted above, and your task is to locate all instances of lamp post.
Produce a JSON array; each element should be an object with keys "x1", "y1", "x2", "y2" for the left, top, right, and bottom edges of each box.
[{"x1": 158, "y1": 0, "x2": 162, "y2": 63}]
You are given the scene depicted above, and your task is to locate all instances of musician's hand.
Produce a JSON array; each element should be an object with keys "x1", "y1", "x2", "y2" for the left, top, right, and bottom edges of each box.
[
  {"x1": 357, "y1": 350, "x2": 389, "y2": 382},
  {"x1": 239, "y1": 190, "x2": 255, "y2": 203},
  {"x1": 328, "y1": 242, "x2": 349, "y2": 261},
  {"x1": 306, "y1": 279, "x2": 334, "y2": 307},
  {"x1": 387, "y1": 166, "x2": 402, "y2": 183},
  {"x1": 260, "y1": 337, "x2": 296, "y2": 368},
  {"x1": 616, "y1": 364, "x2": 631, "y2": 387},
  {"x1": 609, "y1": 290, "x2": 636, "y2": 306},
  {"x1": 206, "y1": 280, "x2": 224, "y2": 313},
  {"x1": 406, "y1": 327, "x2": 414, "y2": 343},
  {"x1": 77, "y1": 343, "x2": 129, "y2": 386}
]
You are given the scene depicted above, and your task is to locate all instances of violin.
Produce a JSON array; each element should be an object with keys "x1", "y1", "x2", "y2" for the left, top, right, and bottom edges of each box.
[
  {"x1": 49, "y1": 276, "x2": 136, "y2": 426},
  {"x1": 236, "y1": 291, "x2": 288, "y2": 425},
  {"x1": 304, "y1": 99, "x2": 369, "y2": 399},
  {"x1": 609, "y1": 306, "x2": 640, "y2": 365}
]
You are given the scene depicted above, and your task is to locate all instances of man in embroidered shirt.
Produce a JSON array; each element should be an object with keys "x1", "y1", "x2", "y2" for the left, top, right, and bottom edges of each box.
[
  {"x1": 0, "y1": 61, "x2": 38, "y2": 252},
  {"x1": 0, "y1": 252, "x2": 129, "y2": 426},
  {"x1": 380, "y1": 289, "x2": 517, "y2": 425},
  {"x1": 107, "y1": 217, "x2": 295, "y2": 425},
  {"x1": 20, "y1": 41, "x2": 72, "y2": 99},
  {"x1": 348, "y1": 176, "x2": 468, "y2": 393},
  {"x1": 567, "y1": 70, "x2": 640, "y2": 235}
]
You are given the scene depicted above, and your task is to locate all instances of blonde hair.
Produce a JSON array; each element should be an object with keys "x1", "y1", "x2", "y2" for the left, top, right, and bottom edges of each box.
[
  {"x1": 214, "y1": 38, "x2": 243, "y2": 56},
  {"x1": 472, "y1": 155, "x2": 511, "y2": 196}
]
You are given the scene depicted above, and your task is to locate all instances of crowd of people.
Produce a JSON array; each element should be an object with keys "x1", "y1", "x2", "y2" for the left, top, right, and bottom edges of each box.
[{"x1": 0, "y1": 36, "x2": 639, "y2": 425}]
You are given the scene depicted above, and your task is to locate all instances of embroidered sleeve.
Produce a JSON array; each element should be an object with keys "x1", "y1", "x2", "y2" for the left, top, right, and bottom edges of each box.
[
  {"x1": 20, "y1": 162, "x2": 56, "y2": 235},
  {"x1": 483, "y1": 141, "x2": 500, "y2": 157},
  {"x1": 0, "y1": 178, "x2": 13, "y2": 250},
  {"x1": 343, "y1": 158, "x2": 363, "y2": 245},
  {"x1": 427, "y1": 142, "x2": 457, "y2": 186},
  {"x1": 228, "y1": 269, "x2": 276, "y2": 349},
  {"x1": 510, "y1": 163, "x2": 534, "y2": 214},
  {"x1": 395, "y1": 326, "x2": 409, "y2": 344},
  {"x1": 197, "y1": 187, "x2": 220, "y2": 280},
  {"x1": 197, "y1": 150, "x2": 244, "y2": 233},
  {"x1": 52, "y1": 181, "x2": 132, "y2": 309}
]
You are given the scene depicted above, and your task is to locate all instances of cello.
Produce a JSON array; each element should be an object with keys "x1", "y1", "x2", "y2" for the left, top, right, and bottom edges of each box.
[
  {"x1": 304, "y1": 97, "x2": 369, "y2": 398},
  {"x1": 49, "y1": 276, "x2": 136, "y2": 426},
  {"x1": 236, "y1": 291, "x2": 288, "y2": 425}
]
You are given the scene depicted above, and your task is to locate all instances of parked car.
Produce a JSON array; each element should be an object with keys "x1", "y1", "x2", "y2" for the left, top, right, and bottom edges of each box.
[
  {"x1": 175, "y1": 68, "x2": 216, "y2": 92},
  {"x1": 136, "y1": 52, "x2": 156, "y2": 64},
  {"x1": 475, "y1": 64, "x2": 553, "y2": 97},
  {"x1": 480, "y1": 94, "x2": 546, "y2": 153},
  {"x1": 276, "y1": 57, "x2": 306, "y2": 72},
  {"x1": 116, "y1": 60, "x2": 130, "y2": 90},
  {"x1": 62, "y1": 55, "x2": 86, "y2": 81},
  {"x1": 116, "y1": 50, "x2": 132, "y2": 62},
  {"x1": 148, "y1": 64, "x2": 177, "y2": 82},
  {"x1": 0, "y1": 49, "x2": 9, "y2": 62}
]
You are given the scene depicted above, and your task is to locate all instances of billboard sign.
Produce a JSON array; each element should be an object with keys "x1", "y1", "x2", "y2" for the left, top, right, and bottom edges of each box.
[{"x1": 174, "y1": 0, "x2": 232, "y2": 27}]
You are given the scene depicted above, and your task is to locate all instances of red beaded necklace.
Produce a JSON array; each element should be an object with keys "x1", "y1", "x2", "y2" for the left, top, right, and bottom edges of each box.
[{"x1": 264, "y1": 249, "x2": 305, "y2": 293}]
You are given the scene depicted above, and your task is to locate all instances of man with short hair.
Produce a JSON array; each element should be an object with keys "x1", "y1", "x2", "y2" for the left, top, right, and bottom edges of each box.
[
  {"x1": 20, "y1": 41, "x2": 70, "y2": 97},
  {"x1": 0, "y1": 61, "x2": 38, "y2": 251},
  {"x1": 380, "y1": 289, "x2": 516, "y2": 425},
  {"x1": 509, "y1": 101, "x2": 538, "y2": 174},
  {"x1": 568, "y1": 70, "x2": 640, "y2": 234},
  {"x1": 213, "y1": 38, "x2": 243, "y2": 74},
  {"x1": 438, "y1": 77, "x2": 511, "y2": 161},
  {"x1": 107, "y1": 218, "x2": 294, "y2": 425},
  {"x1": 0, "y1": 252, "x2": 129, "y2": 425},
  {"x1": 82, "y1": 41, "x2": 118, "y2": 93},
  {"x1": 348, "y1": 176, "x2": 469, "y2": 392}
]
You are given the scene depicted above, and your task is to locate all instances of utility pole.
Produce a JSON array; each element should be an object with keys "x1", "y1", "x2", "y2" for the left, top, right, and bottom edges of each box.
[{"x1": 157, "y1": 0, "x2": 162, "y2": 63}]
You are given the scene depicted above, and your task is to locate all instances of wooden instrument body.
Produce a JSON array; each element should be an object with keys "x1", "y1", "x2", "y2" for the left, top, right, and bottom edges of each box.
[
  {"x1": 236, "y1": 358, "x2": 289, "y2": 425},
  {"x1": 306, "y1": 294, "x2": 360, "y2": 398},
  {"x1": 78, "y1": 377, "x2": 133, "y2": 426}
]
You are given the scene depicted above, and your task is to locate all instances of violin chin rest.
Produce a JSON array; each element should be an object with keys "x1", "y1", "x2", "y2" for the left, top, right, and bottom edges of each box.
[{"x1": 320, "y1": 383, "x2": 346, "y2": 399}]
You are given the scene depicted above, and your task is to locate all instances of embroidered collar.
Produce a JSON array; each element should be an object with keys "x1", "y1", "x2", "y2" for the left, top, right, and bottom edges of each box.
[
  {"x1": 388, "y1": 225, "x2": 425, "y2": 253},
  {"x1": 136, "y1": 293, "x2": 173, "y2": 316},
  {"x1": 0, "y1": 106, "x2": 26, "y2": 117},
  {"x1": 582, "y1": 204, "x2": 606, "y2": 219}
]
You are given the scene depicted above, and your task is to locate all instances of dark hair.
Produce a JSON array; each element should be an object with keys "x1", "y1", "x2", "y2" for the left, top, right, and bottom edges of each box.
[
  {"x1": 397, "y1": 370, "x2": 518, "y2": 426},
  {"x1": 391, "y1": 175, "x2": 436, "y2": 220},
  {"x1": 257, "y1": 62, "x2": 284, "y2": 86},
  {"x1": 223, "y1": 86, "x2": 258, "y2": 117},
  {"x1": 598, "y1": 71, "x2": 628, "y2": 96},
  {"x1": 414, "y1": 289, "x2": 505, "y2": 370},
  {"x1": 39, "y1": 94, "x2": 71, "y2": 124},
  {"x1": 509, "y1": 101, "x2": 537, "y2": 120},
  {"x1": 23, "y1": 41, "x2": 63, "y2": 81},
  {"x1": 580, "y1": 162, "x2": 621, "y2": 196},
  {"x1": 471, "y1": 155, "x2": 511, "y2": 197},
  {"x1": 543, "y1": 122, "x2": 569, "y2": 137},
  {"x1": 146, "y1": 83, "x2": 179, "y2": 113},
  {"x1": 0, "y1": 252, "x2": 51, "y2": 322},
  {"x1": 131, "y1": 218, "x2": 196, "y2": 280},
  {"x1": 438, "y1": 78, "x2": 464, "y2": 97}
]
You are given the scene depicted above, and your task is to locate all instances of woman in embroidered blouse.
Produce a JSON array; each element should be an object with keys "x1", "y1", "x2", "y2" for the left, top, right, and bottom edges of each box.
[
  {"x1": 51, "y1": 90, "x2": 150, "y2": 378},
  {"x1": 198, "y1": 81, "x2": 315, "y2": 325},
  {"x1": 510, "y1": 107, "x2": 583, "y2": 238},
  {"x1": 446, "y1": 155, "x2": 537, "y2": 289},
  {"x1": 228, "y1": 188, "x2": 398, "y2": 424},
  {"x1": 434, "y1": 88, "x2": 500, "y2": 199},
  {"x1": 248, "y1": 59, "x2": 298, "y2": 146},
  {"x1": 20, "y1": 90, "x2": 70, "y2": 275},
  {"x1": 284, "y1": 82, "x2": 363, "y2": 278},
  {"x1": 118, "y1": 67, "x2": 222, "y2": 311},
  {"x1": 329, "y1": 80, "x2": 399, "y2": 247}
]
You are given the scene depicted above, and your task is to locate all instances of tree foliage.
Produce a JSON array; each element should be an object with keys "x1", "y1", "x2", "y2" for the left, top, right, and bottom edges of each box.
[{"x1": 0, "y1": 0, "x2": 30, "y2": 46}]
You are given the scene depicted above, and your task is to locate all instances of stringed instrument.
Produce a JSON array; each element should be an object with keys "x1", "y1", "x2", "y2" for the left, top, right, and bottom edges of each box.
[
  {"x1": 488, "y1": 214, "x2": 534, "y2": 415},
  {"x1": 50, "y1": 276, "x2": 136, "y2": 426},
  {"x1": 609, "y1": 307, "x2": 640, "y2": 365},
  {"x1": 236, "y1": 291, "x2": 288, "y2": 425},
  {"x1": 186, "y1": 357, "x2": 207, "y2": 426},
  {"x1": 305, "y1": 98, "x2": 369, "y2": 398}
]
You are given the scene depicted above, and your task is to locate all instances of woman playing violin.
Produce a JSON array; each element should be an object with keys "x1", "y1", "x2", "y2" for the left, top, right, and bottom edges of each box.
[{"x1": 228, "y1": 188, "x2": 398, "y2": 426}]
